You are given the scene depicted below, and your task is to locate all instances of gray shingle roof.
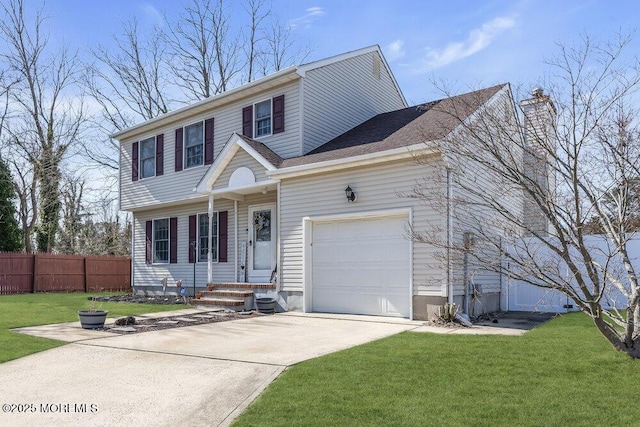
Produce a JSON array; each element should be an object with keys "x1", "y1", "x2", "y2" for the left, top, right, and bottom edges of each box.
[{"x1": 278, "y1": 84, "x2": 506, "y2": 169}]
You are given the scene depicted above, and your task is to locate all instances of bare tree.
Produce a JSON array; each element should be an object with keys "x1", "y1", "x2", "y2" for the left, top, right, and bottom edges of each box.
[
  {"x1": 57, "y1": 174, "x2": 87, "y2": 254},
  {"x1": 85, "y1": 19, "x2": 171, "y2": 129},
  {"x1": 410, "y1": 34, "x2": 640, "y2": 358},
  {"x1": 163, "y1": 0, "x2": 241, "y2": 100},
  {"x1": 243, "y1": 0, "x2": 268, "y2": 83},
  {"x1": 0, "y1": 0, "x2": 85, "y2": 253},
  {"x1": 259, "y1": 16, "x2": 311, "y2": 75}
]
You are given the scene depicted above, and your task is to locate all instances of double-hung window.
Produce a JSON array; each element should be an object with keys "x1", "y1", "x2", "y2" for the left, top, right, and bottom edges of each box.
[
  {"x1": 197, "y1": 212, "x2": 219, "y2": 262},
  {"x1": 140, "y1": 136, "x2": 156, "y2": 179},
  {"x1": 255, "y1": 100, "x2": 272, "y2": 137},
  {"x1": 184, "y1": 121, "x2": 204, "y2": 168},
  {"x1": 154, "y1": 218, "x2": 169, "y2": 263}
]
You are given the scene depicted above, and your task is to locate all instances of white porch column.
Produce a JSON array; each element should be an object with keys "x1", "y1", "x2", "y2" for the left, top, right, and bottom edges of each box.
[{"x1": 207, "y1": 192, "x2": 214, "y2": 284}]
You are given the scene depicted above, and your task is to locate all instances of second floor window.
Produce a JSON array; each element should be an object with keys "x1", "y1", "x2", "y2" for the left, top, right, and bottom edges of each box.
[
  {"x1": 140, "y1": 136, "x2": 156, "y2": 179},
  {"x1": 185, "y1": 121, "x2": 204, "y2": 168},
  {"x1": 255, "y1": 100, "x2": 272, "y2": 137}
]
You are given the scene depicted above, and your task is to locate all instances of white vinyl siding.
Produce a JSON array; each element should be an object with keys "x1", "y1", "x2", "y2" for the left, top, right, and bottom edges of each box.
[
  {"x1": 120, "y1": 80, "x2": 300, "y2": 212},
  {"x1": 279, "y1": 157, "x2": 446, "y2": 297},
  {"x1": 447, "y1": 89, "x2": 524, "y2": 296},
  {"x1": 213, "y1": 150, "x2": 270, "y2": 191},
  {"x1": 302, "y1": 50, "x2": 406, "y2": 154},
  {"x1": 132, "y1": 201, "x2": 235, "y2": 290}
]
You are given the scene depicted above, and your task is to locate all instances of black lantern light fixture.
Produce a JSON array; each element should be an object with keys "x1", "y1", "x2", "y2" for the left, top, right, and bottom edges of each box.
[{"x1": 345, "y1": 185, "x2": 357, "y2": 202}]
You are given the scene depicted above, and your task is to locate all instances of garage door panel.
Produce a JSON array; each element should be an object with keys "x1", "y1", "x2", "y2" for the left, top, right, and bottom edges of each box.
[{"x1": 311, "y1": 215, "x2": 411, "y2": 318}]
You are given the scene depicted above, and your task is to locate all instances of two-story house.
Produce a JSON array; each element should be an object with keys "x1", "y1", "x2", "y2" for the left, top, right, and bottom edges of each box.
[{"x1": 114, "y1": 45, "x2": 553, "y2": 320}]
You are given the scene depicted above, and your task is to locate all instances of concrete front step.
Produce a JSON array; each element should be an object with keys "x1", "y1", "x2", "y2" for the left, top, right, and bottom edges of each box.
[
  {"x1": 193, "y1": 297, "x2": 247, "y2": 312},
  {"x1": 194, "y1": 282, "x2": 275, "y2": 311},
  {"x1": 207, "y1": 282, "x2": 275, "y2": 291},
  {"x1": 199, "y1": 290, "x2": 254, "y2": 298}
]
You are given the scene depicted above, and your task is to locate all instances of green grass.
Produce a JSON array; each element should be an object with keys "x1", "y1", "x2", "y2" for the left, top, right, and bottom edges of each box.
[
  {"x1": 0, "y1": 292, "x2": 183, "y2": 364},
  {"x1": 234, "y1": 313, "x2": 640, "y2": 427}
]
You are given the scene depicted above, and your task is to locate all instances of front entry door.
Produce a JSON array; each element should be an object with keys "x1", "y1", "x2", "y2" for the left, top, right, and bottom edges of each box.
[{"x1": 248, "y1": 204, "x2": 276, "y2": 282}]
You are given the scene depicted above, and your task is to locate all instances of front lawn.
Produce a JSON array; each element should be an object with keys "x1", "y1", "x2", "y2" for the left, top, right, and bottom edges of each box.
[
  {"x1": 0, "y1": 292, "x2": 184, "y2": 364},
  {"x1": 234, "y1": 313, "x2": 640, "y2": 426}
]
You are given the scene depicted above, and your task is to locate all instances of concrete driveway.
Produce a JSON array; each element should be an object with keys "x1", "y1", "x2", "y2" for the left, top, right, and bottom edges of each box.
[{"x1": 0, "y1": 312, "x2": 421, "y2": 427}]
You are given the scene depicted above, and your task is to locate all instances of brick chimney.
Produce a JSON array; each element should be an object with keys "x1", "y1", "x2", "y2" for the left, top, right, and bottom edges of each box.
[{"x1": 519, "y1": 88, "x2": 557, "y2": 236}]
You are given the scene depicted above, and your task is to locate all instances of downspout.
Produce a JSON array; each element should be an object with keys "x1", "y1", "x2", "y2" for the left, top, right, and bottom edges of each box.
[
  {"x1": 131, "y1": 215, "x2": 135, "y2": 294},
  {"x1": 234, "y1": 200, "x2": 239, "y2": 281},
  {"x1": 446, "y1": 166, "x2": 453, "y2": 305},
  {"x1": 276, "y1": 181, "x2": 281, "y2": 290},
  {"x1": 207, "y1": 192, "x2": 214, "y2": 284}
]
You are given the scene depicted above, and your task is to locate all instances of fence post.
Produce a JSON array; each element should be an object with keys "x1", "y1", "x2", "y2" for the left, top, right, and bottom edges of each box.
[
  {"x1": 84, "y1": 257, "x2": 89, "y2": 292},
  {"x1": 32, "y1": 253, "x2": 37, "y2": 293}
]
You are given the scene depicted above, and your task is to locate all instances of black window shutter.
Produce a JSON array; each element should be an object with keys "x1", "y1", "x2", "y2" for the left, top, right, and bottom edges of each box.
[
  {"x1": 175, "y1": 128, "x2": 183, "y2": 172},
  {"x1": 188, "y1": 215, "x2": 196, "y2": 264},
  {"x1": 145, "y1": 220, "x2": 152, "y2": 264},
  {"x1": 273, "y1": 94, "x2": 285, "y2": 134},
  {"x1": 170, "y1": 217, "x2": 178, "y2": 264},
  {"x1": 242, "y1": 106, "x2": 253, "y2": 137},
  {"x1": 156, "y1": 134, "x2": 164, "y2": 176},
  {"x1": 219, "y1": 211, "x2": 228, "y2": 262},
  {"x1": 204, "y1": 118, "x2": 214, "y2": 165},
  {"x1": 132, "y1": 141, "x2": 139, "y2": 181}
]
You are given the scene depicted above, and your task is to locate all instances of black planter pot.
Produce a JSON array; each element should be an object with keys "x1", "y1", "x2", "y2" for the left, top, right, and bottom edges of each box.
[
  {"x1": 78, "y1": 310, "x2": 108, "y2": 329},
  {"x1": 255, "y1": 298, "x2": 277, "y2": 314}
]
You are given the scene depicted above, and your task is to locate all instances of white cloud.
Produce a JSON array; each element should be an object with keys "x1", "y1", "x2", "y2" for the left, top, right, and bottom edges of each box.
[
  {"x1": 289, "y1": 7, "x2": 326, "y2": 29},
  {"x1": 140, "y1": 3, "x2": 163, "y2": 25},
  {"x1": 423, "y1": 16, "x2": 516, "y2": 69},
  {"x1": 386, "y1": 39, "x2": 405, "y2": 61}
]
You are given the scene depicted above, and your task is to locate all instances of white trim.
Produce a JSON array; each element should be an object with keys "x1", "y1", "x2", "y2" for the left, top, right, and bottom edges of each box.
[
  {"x1": 302, "y1": 207, "x2": 413, "y2": 319},
  {"x1": 270, "y1": 144, "x2": 439, "y2": 179},
  {"x1": 248, "y1": 203, "x2": 277, "y2": 282},
  {"x1": 111, "y1": 66, "x2": 298, "y2": 140},
  {"x1": 131, "y1": 214, "x2": 135, "y2": 290},
  {"x1": 112, "y1": 45, "x2": 407, "y2": 142},
  {"x1": 276, "y1": 181, "x2": 282, "y2": 290},
  {"x1": 234, "y1": 200, "x2": 239, "y2": 282},
  {"x1": 298, "y1": 77, "x2": 305, "y2": 156},
  {"x1": 194, "y1": 133, "x2": 279, "y2": 193},
  {"x1": 209, "y1": 180, "x2": 279, "y2": 198},
  {"x1": 207, "y1": 195, "x2": 214, "y2": 283},
  {"x1": 297, "y1": 45, "x2": 407, "y2": 107}
]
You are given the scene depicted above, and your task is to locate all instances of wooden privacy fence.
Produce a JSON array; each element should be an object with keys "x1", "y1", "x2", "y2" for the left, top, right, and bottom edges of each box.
[{"x1": 0, "y1": 253, "x2": 131, "y2": 294}]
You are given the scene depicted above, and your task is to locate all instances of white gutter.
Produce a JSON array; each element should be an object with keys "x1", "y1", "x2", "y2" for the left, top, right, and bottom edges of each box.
[
  {"x1": 269, "y1": 143, "x2": 439, "y2": 179},
  {"x1": 111, "y1": 66, "x2": 298, "y2": 140},
  {"x1": 131, "y1": 215, "x2": 135, "y2": 293}
]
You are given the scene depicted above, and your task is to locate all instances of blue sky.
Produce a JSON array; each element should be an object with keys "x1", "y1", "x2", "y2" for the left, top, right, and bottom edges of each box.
[{"x1": 44, "y1": 0, "x2": 640, "y2": 105}]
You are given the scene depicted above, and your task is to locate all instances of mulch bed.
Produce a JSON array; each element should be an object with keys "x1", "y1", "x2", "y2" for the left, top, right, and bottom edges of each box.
[
  {"x1": 92, "y1": 294, "x2": 192, "y2": 305},
  {"x1": 103, "y1": 310, "x2": 264, "y2": 334},
  {"x1": 91, "y1": 294, "x2": 265, "y2": 334}
]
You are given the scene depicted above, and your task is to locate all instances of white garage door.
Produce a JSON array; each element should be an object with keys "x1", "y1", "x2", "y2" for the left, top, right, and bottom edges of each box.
[{"x1": 311, "y1": 214, "x2": 411, "y2": 318}]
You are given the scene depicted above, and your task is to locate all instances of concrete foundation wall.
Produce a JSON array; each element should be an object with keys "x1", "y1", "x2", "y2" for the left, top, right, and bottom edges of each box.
[{"x1": 413, "y1": 293, "x2": 500, "y2": 321}]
